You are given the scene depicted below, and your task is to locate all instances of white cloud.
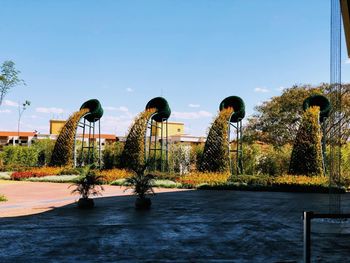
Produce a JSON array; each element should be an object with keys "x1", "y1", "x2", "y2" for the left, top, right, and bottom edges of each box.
[
  {"x1": 345, "y1": 58, "x2": 350, "y2": 64},
  {"x1": 105, "y1": 106, "x2": 118, "y2": 111},
  {"x1": 126, "y1": 88, "x2": 134, "y2": 92},
  {"x1": 3, "y1": 100, "x2": 18, "y2": 107},
  {"x1": 172, "y1": 110, "x2": 213, "y2": 120},
  {"x1": 256, "y1": 101, "x2": 263, "y2": 107},
  {"x1": 36, "y1": 107, "x2": 65, "y2": 114},
  {"x1": 0, "y1": 109, "x2": 11, "y2": 113},
  {"x1": 118, "y1": 106, "x2": 129, "y2": 112},
  {"x1": 105, "y1": 106, "x2": 129, "y2": 112},
  {"x1": 254, "y1": 87, "x2": 270, "y2": 93},
  {"x1": 188, "y1": 104, "x2": 200, "y2": 108},
  {"x1": 101, "y1": 114, "x2": 136, "y2": 136},
  {"x1": 276, "y1": 86, "x2": 285, "y2": 91}
]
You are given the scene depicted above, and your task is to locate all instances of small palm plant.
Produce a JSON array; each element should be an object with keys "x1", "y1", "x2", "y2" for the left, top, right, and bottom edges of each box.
[
  {"x1": 125, "y1": 163, "x2": 155, "y2": 209},
  {"x1": 69, "y1": 166, "x2": 104, "y2": 209}
]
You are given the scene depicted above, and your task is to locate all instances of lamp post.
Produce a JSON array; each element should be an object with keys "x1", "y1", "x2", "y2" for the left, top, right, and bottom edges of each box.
[{"x1": 17, "y1": 100, "x2": 30, "y2": 145}]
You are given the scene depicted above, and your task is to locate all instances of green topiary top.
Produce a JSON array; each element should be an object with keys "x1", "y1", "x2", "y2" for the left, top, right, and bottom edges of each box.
[
  {"x1": 80, "y1": 99, "x2": 104, "y2": 122},
  {"x1": 219, "y1": 96, "x2": 245, "y2": 123},
  {"x1": 302, "y1": 94, "x2": 330, "y2": 122},
  {"x1": 145, "y1": 97, "x2": 171, "y2": 122}
]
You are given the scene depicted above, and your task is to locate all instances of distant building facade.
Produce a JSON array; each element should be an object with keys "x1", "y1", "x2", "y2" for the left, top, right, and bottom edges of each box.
[{"x1": 0, "y1": 120, "x2": 205, "y2": 149}]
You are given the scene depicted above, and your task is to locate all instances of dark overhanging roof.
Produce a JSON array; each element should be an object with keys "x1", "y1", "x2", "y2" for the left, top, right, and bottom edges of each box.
[{"x1": 341, "y1": 0, "x2": 350, "y2": 57}]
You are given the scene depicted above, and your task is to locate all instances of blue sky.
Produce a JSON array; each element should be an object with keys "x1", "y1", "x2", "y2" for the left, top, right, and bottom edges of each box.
[{"x1": 0, "y1": 0, "x2": 349, "y2": 136}]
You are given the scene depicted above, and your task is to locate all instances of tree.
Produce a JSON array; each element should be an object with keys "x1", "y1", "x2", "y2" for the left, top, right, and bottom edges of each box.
[
  {"x1": 289, "y1": 107, "x2": 323, "y2": 176},
  {"x1": 0, "y1": 61, "x2": 25, "y2": 106},
  {"x1": 199, "y1": 108, "x2": 233, "y2": 172},
  {"x1": 244, "y1": 83, "x2": 350, "y2": 147}
]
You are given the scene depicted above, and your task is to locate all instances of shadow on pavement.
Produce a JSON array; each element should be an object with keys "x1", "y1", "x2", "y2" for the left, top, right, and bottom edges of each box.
[{"x1": 1, "y1": 190, "x2": 350, "y2": 262}]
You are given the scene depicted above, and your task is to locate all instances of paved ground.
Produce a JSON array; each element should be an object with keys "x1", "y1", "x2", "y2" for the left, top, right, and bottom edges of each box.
[
  {"x1": 1, "y1": 181, "x2": 350, "y2": 262},
  {"x1": 0, "y1": 180, "x2": 185, "y2": 217}
]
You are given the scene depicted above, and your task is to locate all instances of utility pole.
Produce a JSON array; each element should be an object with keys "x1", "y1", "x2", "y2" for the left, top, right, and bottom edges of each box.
[{"x1": 17, "y1": 100, "x2": 30, "y2": 145}]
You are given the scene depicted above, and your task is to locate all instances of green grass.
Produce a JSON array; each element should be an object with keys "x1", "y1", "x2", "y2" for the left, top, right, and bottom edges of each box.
[
  {"x1": 25, "y1": 175, "x2": 80, "y2": 183},
  {"x1": 0, "y1": 194, "x2": 7, "y2": 202}
]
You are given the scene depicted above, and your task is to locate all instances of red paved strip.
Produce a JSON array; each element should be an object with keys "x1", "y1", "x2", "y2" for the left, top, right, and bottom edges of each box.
[{"x1": 0, "y1": 180, "x2": 189, "y2": 217}]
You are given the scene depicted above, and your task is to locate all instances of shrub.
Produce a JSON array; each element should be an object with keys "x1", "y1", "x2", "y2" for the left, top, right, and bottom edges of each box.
[
  {"x1": 11, "y1": 171, "x2": 49, "y2": 180},
  {"x1": 2, "y1": 146, "x2": 38, "y2": 167},
  {"x1": 199, "y1": 108, "x2": 233, "y2": 172},
  {"x1": 0, "y1": 172, "x2": 11, "y2": 180},
  {"x1": 25, "y1": 175, "x2": 79, "y2": 183},
  {"x1": 149, "y1": 170, "x2": 179, "y2": 180},
  {"x1": 50, "y1": 108, "x2": 89, "y2": 166},
  {"x1": 27, "y1": 167, "x2": 62, "y2": 176},
  {"x1": 0, "y1": 194, "x2": 7, "y2": 202},
  {"x1": 230, "y1": 174, "x2": 274, "y2": 186},
  {"x1": 110, "y1": 178, "x2": 182, "y2": 188},
  {"x1": 289, "y1": 107, "x2": 323, "y2": 176},
  {"x1": 240, "y1": 143, "x2": 261, "y2": 175},
  {"x1": 274, "y1": 174, "x2": 328, "y2": 186},
  {"x1": 256, "y1": 145, "x2": 291, "y2": 176},
  {"x1": 75, "y1": 143, "x2": 99, "y2": 167},
  {"x1": 176, "y1": 171, "x2": 230, "y2": 187},
  {"x1": 0, "y1": 163, "x2": 27, "y2": 172},
  {"x1": 69, "y1": 168, "x2": 104, "y2": 199},
  {"x1": 102, "y1": 142, "x2": 124, "y2": 169},
  {"x1": 97, "y1": 169, "x2": 133, "y2": 183},
  {"x1": 341, "y1": 143, "x2": 350, "y2": 180},
  {"x1": 190, "y1": 144, "x2": 204, "y2": 171},
  {"x1": 57, "y1": 166, "x2": 81, "y2": 175},
  {"x1": 120, "y1": 109, "x2": 156, "y2": 171},
  {"x1": 32, "y1": 139, "x2": 55, "y2": 166},
  {"x1": 169, "y1": 144, "x2": 191, "y2": 174}
]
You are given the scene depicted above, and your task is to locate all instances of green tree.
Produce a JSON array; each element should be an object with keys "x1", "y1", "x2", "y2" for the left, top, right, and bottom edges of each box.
[
  {"x1": 245, "y1": 83, "x2": 350, "y2": 147},
  {"x1": 289, "y1": 107, "x2": 323, "y2": 176},
  {"x1": 32, "y1": 139, "x2": 55, "y2": 166},
  {"x1": 0, "y1": 61, "x2": 25, "y2": 106},
  {"x1": 102, "y1": 142, "x2": 124, "y2": 169},
  {"x1": 199, "y1": 108, "x2": 233, "y2": 172},
  {"x1": 245, "y1": 84, "x2": 324, "y2": 146}
]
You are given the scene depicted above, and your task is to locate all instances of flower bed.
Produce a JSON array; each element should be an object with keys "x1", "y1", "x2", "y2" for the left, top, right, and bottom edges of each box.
[
  {"x1": 97, "y1": 169, "x2": 133, "y2": 183},
  {"x1": 10, "y1": 166, "x2": 81, "y2": 180},
  {"x1": 11, "y1": 171, "x2": 50, "y2": 180},
  {"x1": 176, "y1": 172, "x2": 230, "y2": 187}
]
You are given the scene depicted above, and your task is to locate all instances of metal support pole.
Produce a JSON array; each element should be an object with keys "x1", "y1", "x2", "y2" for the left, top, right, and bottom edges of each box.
[
  {"x1": 322, "y1": 119, "x2": 327, "y2": 176},
  {"x1": 87, "y1": 121, "x2": 92, "y2": 164},
  {"x1": 236, "y1": 122, "x2": 239, "y2": 175},
  {"x1": 303, "y1": 211, "x2": 312, "y2": 263},
  {"x1": 98, "y1": 119, "x2": 101, "y2": 168},
  {"x1": 91, "y1": 121, "x2": 95, "y2": 164},
  {"x1": 239, "y1": 120, "x2": 243, "y2": 174},
  {"x1": 148, "y1": 119, "x2": 153, "y2": 164},
  {"x1": 166, "y1": 119, "x2": 169, "y2": 172},
  {"x1": 161, "y1": 120, "x2": 164, "y2": 172},
  {"x1": 81, "y1": 118, "x2": 86, "y2": 166},
  {"x1": 228, "y1": 120, "x2": 232, "y2": 175},
  {"x1": 73, "y1": 126, "x2": 78, "y2": 168},
  {"x1": 144, "y1": 121, "x2": 148, "y2": 163},
  {"x1": 154, "y1": 121, "x2": 158, "y2": 171}
]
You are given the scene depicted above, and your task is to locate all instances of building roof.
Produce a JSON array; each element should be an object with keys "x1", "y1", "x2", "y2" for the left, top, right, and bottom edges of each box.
[
  {"x1": 341, "y1": 0, "x2": 350, "y2": 57},
  {"x1": 169, "y1": 134, "x2": 206, "y2": 143},
  {"x1": 0, "y1": 131, "x2": 117, "y2": 141},
  {"x1": 0, "y1": 131, "x2": 36, "y2": 137}
]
